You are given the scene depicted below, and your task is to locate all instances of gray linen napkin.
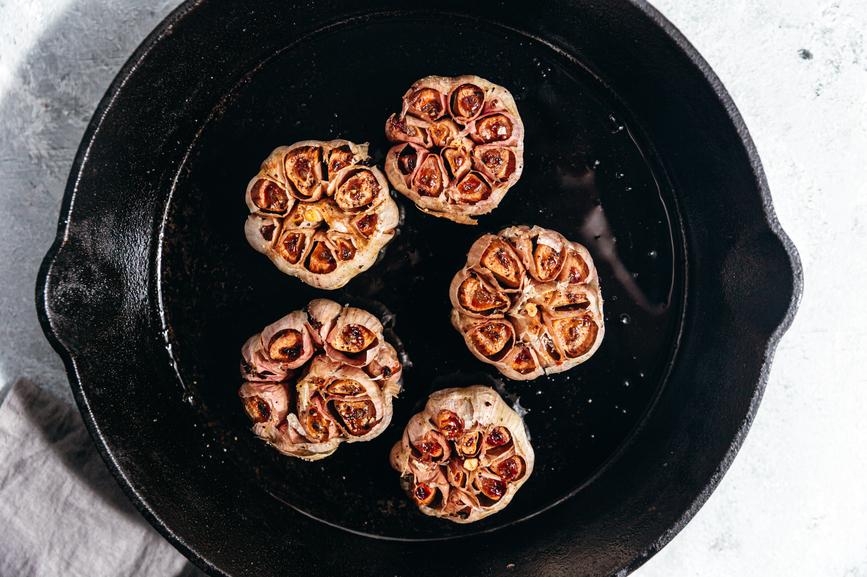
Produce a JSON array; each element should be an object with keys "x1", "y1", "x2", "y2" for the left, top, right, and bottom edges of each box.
[{"x1": 0, "y1": 379, "x2": 204, "y2": 577}]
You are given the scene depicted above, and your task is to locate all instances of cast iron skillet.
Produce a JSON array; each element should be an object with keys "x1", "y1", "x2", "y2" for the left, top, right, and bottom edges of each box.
[{"x1": 37, "y1": 1, "x2": 801, "y2": 575}]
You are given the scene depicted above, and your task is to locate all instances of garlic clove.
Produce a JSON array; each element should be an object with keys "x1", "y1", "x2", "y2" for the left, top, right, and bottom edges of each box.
[
  {"x1": 244, "y1": 214, "x2": 282, "y2": 255},
  {"x1": 450, "y1": 171, "x2": 492, "y2": 205},
  {"x1": 385, "y1": 113, "x2": 430, "y2": 147},
  {"x1": 246, "y1": 175, "x2": 293, "y2": 216},
  {"x1": 404, "y1": 86, "x2": 447, "y2": 121},
  {"x1": 412, "y1": 153, "x2": 446, "y2": 198},
  {"x1": 240, "y1": 334, "x2": 292, "y2": 382},
  {"x1": 304, "y1": 298, "x2": 343, "y2": 345},
  {"x1": 260, "y1": 311, "x2": 314, "y2": 366},
  {"x1": 465, "y1": 320, "x2": 515, "y2": 362},
  {"x1": 472, "y1": 145, "x2": 517, "y2": 183},
  {"x1": 451, "y1": 270, "x2": 510, "y2": 316},
  {"x1": 448, "y1": 83, "x2": 486, "y2": 123},
  {"x1": 283, "y1": 145, "x2": 325, "y2": 201},
  {"x1": 324, "y1": 306, "x2": 383, "y2": 366},
  {"x1": 238, "y1": 381, "x2": 290, "y2": 431}
]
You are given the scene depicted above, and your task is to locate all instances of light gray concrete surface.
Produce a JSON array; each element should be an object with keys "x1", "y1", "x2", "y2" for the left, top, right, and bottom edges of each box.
[{"x1": 0, "y1": 1, "x2": 864, "y2": 575}]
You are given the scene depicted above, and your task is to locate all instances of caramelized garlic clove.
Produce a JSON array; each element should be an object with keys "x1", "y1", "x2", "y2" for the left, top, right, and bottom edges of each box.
[
  {"x1": 244, "y1": 214, "x2": 282, "y2": 255},
  {"x1": 492, "y1": 455, "x2": 527, "y2": 482},
  {"x1": 428, "y1": 118, "x2": 460, "y2": 148},
  {"x1": 449, "y1": 83, "x2": 486, "y2": 123},
  {"x1": 385, "y1": 113, "x2": 430, "y2": 146},
  {"x1": 452, "y1": 270, "x2": 510, "y2": 315},
  {"x1": 305, "y1": 236, "x2": 338, "y2": 274},
  {"x1": 329, "y1": 166, "x2": 385, "y2": 212},
  {"x1": 472, "y1": 145, "x2": 517, "y2": 183},
  {"x1": 434, "y1": 409, "x2": 465, "y2": 440},
  {"x1": 451, "y1": 171, "x2": 492, "y2": 205},
  {"x1": 470, "y1": 113, "x2": 515, "y2": 144},
  {"x1": 364, "y1": 342, "x2": 403, "y2": 397},
  {"x1": 246, "y1": 176, "x2": 292, "y2": 215},
  {"x1": 274, "y1": 227, "x2": 314, "y2": 265},
  {"x1": 238, "y1": 381, "x2": 290, "y2": 428},
  {"x1": 283, "y1": 145, "x2": 324, "y2": 201},
  {"x1": 466, "y1": 320, "x2": 515, "y2": 362},
  {"x1": 478, "y1": 237, "x2": 524, "y2": 288},
  {"x1": 240, "y1": 334, "x2": 291, "y2": 382},
  {"x1": 324, "y1": 306, "x2": 383, "y2": 366},
  {"x1": 549, "y1": 313, "x2": 601, "y2": 359},
  {"x1": 442, "y1": 146, "x2": 472, "y2": 183},
  {"x1": 405, "y1": 86, "x2": 446, "y2": 121},
  {"x1": 304, "y1": 298, "x2": 343, "y2": 345},
  {"x1": 412, "y1": 153, "x2": 445, "y2": 197}
]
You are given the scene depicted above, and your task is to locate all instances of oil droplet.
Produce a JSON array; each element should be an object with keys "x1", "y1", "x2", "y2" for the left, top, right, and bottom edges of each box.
[
  {"x1": 587, "y1": 398, "x2": 593, "y2": 404},
  {"x1": 619, "y1": 313, "x2": 631, "y2": 325}
]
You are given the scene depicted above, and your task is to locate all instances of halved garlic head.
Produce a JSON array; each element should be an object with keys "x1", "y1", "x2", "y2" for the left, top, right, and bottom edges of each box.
[
  {"x1": 450, "y1": 225, "x2": 605, "y2": 380},
  {"x1": 384, "y1": 75, "x2": 524, "y2": 225},
  {"x1": 390, "y1": 386, "x2": 534, "y2": 523},
  {"x1": 244, "y1": 140, "x2": 399, "y2": 289},
  {"x1": 238, "y1": 300, "x2": 403, "y2": 461}
]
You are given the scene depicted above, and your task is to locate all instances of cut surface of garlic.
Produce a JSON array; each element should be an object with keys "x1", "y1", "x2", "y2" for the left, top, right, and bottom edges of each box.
[
  {"x1": 244, "y1": 140, "x2": 399, "y2": 289},
  {"x1": 390, "y1": 386, "x2": 533, "y2": 523},
  {"x1": 239, "y1": 299, "x2": 403, "y2": 460},
  {"x1": 450, "y1": 225, "x2": 605, "y2": 380},
  {"x1": 383, "y1": 76, "x2": 524, "y2": 225}
]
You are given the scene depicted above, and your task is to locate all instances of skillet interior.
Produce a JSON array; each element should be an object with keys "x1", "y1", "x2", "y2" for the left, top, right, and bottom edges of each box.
[{"x1": 38, "y1": 1, "x2": 800, "y2": 575}]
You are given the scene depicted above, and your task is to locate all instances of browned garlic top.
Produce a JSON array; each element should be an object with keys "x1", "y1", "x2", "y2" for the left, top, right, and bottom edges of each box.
[
  {"x1": 245, "y1": 140, "x2": 399, "y2": 289},
  {"x1": 450, "y1": 225, "x2": 605, "y2": 380},
  {"x1": 239, "y1": 299, "x2": 403, "y2": 460},
  {"x1": 390, "y1": 386, "x2": 534, "y2": 523},
  {"x1": 383, "y1": 75, "x2": 524, "y2": 225}
]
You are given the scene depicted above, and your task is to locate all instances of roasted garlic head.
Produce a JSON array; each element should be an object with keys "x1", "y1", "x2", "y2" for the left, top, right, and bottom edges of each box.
[
  {"x1": 450, "y1": 226, "x2": 605, "y2": 380},
  {"x1": 390, "y1": 386, "x2": 533, "y2": 523},
  {"x1": 239, "y1": 299, "x2": 403, "y2": 460},
  {"x1": 384, "y1": 76, "x2": 524, "y2": 225},
  {"x1": 244, "y1": 140, "x2": 399, "y2": 289}
]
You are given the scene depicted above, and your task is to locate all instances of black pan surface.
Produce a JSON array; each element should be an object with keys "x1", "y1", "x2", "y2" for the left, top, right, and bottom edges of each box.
[{"x1": 38, "y1": 1, "x2": 800, "y2": 575}]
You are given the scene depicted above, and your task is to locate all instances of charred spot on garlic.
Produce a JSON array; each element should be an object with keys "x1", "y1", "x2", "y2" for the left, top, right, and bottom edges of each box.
[
  {"x1": 384, "y1": 75, "x2": 525, "y2": 225},
  {"x1": 391, "y1": 386, "x2": 534, "y2": 523},
  {"x1": 238, "y1": 300, "x2": 403, "y2": 461},
  {"x1": 450, "y1": 225, "x2": 605, "y2": 380},
  {"x1": 244, "y1": 140, "x2": 399, "y2": 290}
]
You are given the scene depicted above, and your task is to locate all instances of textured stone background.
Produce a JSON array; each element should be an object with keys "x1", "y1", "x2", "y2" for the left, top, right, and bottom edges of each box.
[{"x1": 0, "y1": 1, "x2": 864, "y2": 575}]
